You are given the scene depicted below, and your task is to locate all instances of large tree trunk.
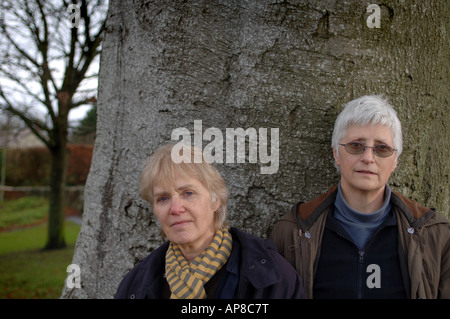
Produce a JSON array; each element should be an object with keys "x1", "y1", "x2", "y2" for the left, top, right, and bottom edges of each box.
[{"x1": 62, "y1": 0, "x2": 449, "y2": 298}]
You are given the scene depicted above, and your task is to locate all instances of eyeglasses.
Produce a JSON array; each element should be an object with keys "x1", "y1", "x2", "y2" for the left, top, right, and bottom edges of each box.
[{"x1": 339, "y1": 142, "x2": 397, "y2": 158}]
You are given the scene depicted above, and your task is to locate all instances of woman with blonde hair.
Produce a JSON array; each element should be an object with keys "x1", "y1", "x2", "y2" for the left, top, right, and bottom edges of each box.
[{"x1": 115, "y1": 143, "x2": 304, "y2": 299}]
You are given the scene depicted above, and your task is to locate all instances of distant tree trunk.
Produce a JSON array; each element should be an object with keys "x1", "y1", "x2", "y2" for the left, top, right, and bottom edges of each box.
[
  {"x1": 45, "y1": 124, "x2": 68, "y2": 249},
  {"x1": 62, "y1": 0, "x2": 449, "y2": 298}
]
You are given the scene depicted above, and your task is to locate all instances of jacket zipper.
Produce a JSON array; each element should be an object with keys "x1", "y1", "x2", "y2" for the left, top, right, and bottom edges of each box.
[
  {"x1": 356, "y1": 226, "x2": 386, "y2": 299},
  {"x1": 334, "y1": 226, "x2": 385, "y2": 299},
  {"x1": 357, "y1": 250, "x2": 365, "y2": 299}
]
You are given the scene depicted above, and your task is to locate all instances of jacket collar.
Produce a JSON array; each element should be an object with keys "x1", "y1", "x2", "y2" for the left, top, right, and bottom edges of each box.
[
  {"x1": 390, "y1": 191, "x2": 436, "y2": 228},
  {"x1": 293, "y1": 186, "x2": 338, "y2": 230},
  {"x1": 229, "y1": 227, "x2": 281, "y2": 289},
  {"x1": 145, "y1": 241, "x2": 169, "y2": 299},
  {"x1": 292, "y1": 185, "x2": 437, "y2": 230}
]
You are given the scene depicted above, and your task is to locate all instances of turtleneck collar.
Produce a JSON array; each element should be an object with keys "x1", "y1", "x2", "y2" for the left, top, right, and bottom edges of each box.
[{"x1": 333, "y1": 182, "x2": 392, "y2": 249}]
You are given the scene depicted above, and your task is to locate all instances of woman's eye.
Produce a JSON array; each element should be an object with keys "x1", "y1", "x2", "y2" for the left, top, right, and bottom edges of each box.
[
  {"x1": 350, "y1": 142, "x2": 363, "y2": 148},
  {"x1": 157, "y1": 196, "x2": 170, "y2": 203},
  {"x1": 183, "y1": 191, "x2": 194, "y2": 197}
]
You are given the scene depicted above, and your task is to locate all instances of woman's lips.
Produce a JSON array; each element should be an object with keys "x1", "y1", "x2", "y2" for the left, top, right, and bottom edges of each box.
[
  {"x1": 356, "y1": 170, "x2": 377, "y2": 175},
  {"x1": 171, "y1": 220, "x2": 192, "y2": 227}
]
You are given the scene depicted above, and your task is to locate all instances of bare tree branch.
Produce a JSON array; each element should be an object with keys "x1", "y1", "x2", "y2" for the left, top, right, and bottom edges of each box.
[
  {"x1": 1, "y1": 0, "x2": 107, "y2": 121},
  {"x1": 0, "y1": 100, "x2": 51, "y2": 149},
  {"x1": 72, "y1": 95, "x2": 97, "y2": 107}
]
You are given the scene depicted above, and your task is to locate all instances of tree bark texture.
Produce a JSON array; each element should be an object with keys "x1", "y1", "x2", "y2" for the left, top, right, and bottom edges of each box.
[{"x1": 62, "y1": 0, "x2": 449, "y2": 298}]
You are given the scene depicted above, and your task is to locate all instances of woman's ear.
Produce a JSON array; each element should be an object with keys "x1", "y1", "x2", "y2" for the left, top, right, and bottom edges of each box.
[
  {"x1": 333, "y1": 148, "x2": 340, "y2": 167},
  {"x1": 210, "y1": 193, "x2": 220, "y2": 212},
  {"x1": 391, "y1": 157, "x2": 398, "y2": 172}
]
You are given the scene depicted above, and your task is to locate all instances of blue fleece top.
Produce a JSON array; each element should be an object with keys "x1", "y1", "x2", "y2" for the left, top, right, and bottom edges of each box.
[{"x1": 334, "y1": 182, "x2": 392, "y2": 250}]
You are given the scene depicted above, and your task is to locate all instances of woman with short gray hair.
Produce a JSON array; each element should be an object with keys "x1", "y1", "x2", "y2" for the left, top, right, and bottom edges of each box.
[{"x1": 272, "y1": 95, "x2": 449, "y2": 299}]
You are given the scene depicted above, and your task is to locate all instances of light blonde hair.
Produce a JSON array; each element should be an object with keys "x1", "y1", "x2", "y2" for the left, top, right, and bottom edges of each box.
[{"x1": 140, "y1": 143, "x2": 229, "y2": 229}]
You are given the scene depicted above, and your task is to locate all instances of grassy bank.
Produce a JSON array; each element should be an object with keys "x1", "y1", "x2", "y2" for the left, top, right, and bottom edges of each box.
[
  {"x1": 0, "y1": 196, "x2": 49, "y2": 231},
  {"x1": 0, "y1": 197, "x2": 81, "y2": 299}
]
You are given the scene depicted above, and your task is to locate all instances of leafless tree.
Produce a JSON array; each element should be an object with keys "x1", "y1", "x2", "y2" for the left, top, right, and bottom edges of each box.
[{"x1": 0, "y1": 0, "x2": 108, "y2": 249}]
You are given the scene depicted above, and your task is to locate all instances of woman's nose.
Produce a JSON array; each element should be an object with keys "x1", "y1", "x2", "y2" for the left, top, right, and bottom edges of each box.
[
  {"x1": 360, "y1": 146, "x2": 376, "y2": 162},
  {"x1": 170, "y1": 196, "x2": 185, "y2": 215}
]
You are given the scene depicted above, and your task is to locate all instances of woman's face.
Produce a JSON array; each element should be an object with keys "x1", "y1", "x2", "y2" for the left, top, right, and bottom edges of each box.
[
  {"x1": 153, "y1": 175, "x2": 219, "y2": 253},
  {"x1": 334, "y1": 123, "x2": 398, "y2": 196}
]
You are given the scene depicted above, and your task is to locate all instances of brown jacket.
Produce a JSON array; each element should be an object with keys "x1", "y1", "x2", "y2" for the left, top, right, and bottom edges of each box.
[{"x1": 270, "y1": 186, "x2": 450, "y2": 299}]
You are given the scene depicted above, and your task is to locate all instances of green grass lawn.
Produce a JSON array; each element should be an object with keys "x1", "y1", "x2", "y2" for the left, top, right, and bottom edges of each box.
[
  {"x1": 0, "y1": 196, "x2": 49, "y2": 230},
  {"x1": 0, "y1": 197, "x2": 81, "y2": 299}
]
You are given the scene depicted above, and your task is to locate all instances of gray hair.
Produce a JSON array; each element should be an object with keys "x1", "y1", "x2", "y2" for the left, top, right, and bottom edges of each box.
[{"x1": 332, "y1": 95, "x2": 403, "y2": 163}]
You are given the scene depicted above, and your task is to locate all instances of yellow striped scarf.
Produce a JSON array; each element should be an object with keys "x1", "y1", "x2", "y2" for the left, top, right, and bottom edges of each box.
[{"x1": 165, "y1": 227, "x2": 233, "y2": 299}]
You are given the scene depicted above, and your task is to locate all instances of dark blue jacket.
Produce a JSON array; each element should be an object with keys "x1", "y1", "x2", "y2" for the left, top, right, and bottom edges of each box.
[{"x1": 115, "y1": 227, "x2": 305, "y2": 299}]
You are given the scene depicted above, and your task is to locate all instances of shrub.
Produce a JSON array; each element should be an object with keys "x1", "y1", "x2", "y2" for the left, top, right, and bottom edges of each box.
[
  {"x1": 66, "y1": 145, "x2": 94, "y2": 186},
  {"x1": 2, "y1": 145, "x2": 93, "y2": 187}
]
